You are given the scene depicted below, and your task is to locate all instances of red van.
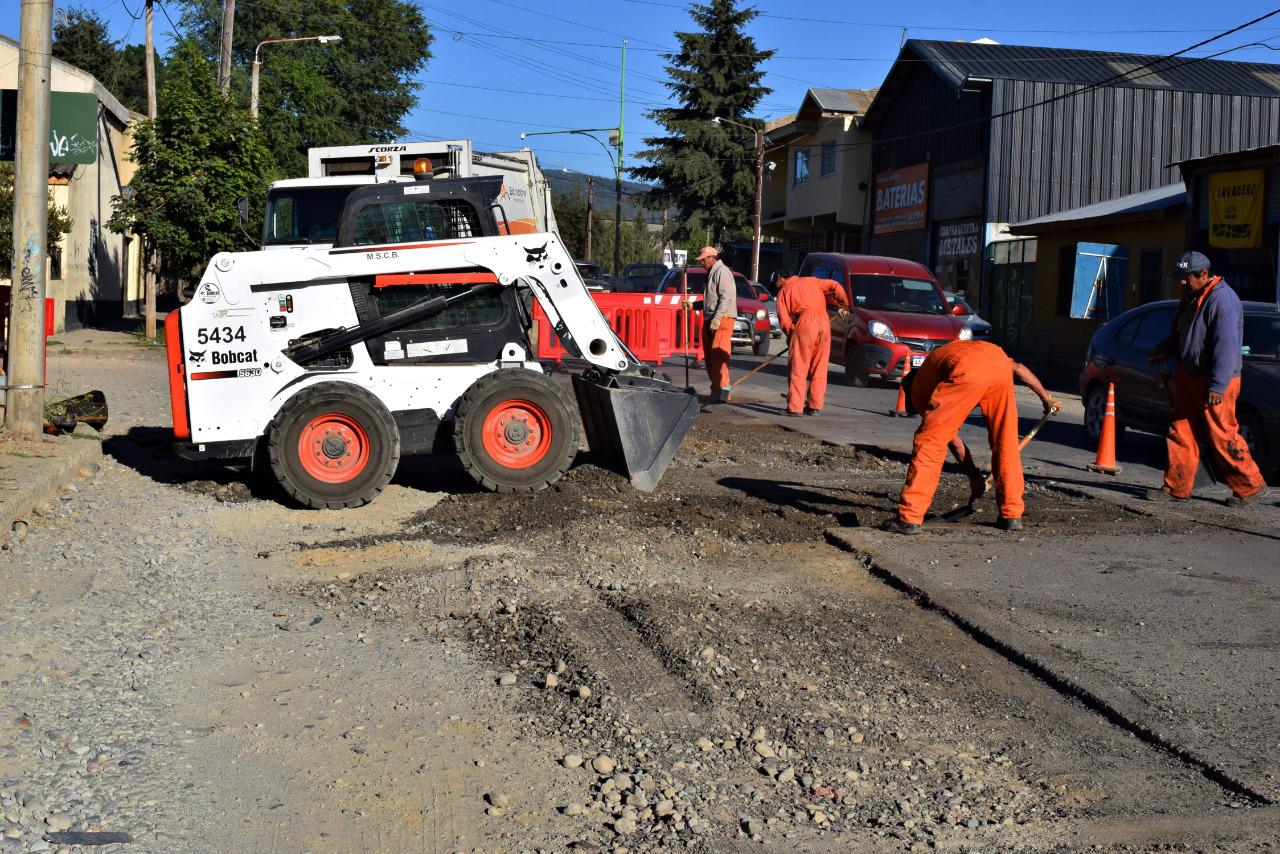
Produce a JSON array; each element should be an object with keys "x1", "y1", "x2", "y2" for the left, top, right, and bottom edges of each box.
[{"x1": 797, "y1": 253, "x2": 972, "y2": 386}]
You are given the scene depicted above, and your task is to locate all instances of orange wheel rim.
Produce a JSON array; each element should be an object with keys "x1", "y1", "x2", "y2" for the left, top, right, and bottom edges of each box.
[
  {"x1": 481, "y1": 399, "x2": 553, "y2": 470},
  {"x1": 298, "y1": 413, "x2": 371, "y2": 483}
]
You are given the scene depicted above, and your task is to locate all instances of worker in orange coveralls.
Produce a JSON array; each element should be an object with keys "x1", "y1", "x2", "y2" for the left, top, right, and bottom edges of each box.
[
  {"x1": 775, "y1": 275, "x2": 849, "y2": 416},
  {"x1": 1147, "y1": 251, "x2": 1268, "y2": 505},
  {"x1": 696, "y1": 245, "x2": 736, "y2": 404},
  {"x1": 881, "y1": 340, "x2": 1060, "y2": 535}
]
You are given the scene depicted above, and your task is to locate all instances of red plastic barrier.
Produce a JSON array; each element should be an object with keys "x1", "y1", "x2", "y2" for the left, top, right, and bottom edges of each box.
[{"x1": 533, "y1": 292, "x2": 706, "y2": 366}]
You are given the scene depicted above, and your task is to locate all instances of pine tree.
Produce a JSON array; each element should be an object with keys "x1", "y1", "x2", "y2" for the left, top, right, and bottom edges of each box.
[{"x1": 630, "y1": 0, "x2": 772, "y2": 245}]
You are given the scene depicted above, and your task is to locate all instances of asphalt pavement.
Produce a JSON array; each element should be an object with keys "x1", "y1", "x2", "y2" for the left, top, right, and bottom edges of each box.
[{"x1": 691, "y1": 343, "x2": 1280, "y2": 802}]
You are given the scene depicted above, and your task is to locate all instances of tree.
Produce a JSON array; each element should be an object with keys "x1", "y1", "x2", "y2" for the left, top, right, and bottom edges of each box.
[
  {"x1": 52, "y1": 7, "x2": 154, "y2": 114},
  {"x1": 630, "y1": 0, "x2": 772, "y2": 245},
  {"x1": 107, "y1": 40, "x2": 276, "y2": 293},
  {"x1": 553, "y1": 189, "x2": 589, "y2": 260},
  {"x1": 0, "y1": 164, "x2": 73, "y2": 280},
  {"x1": 179, "y1": 0, "x2": 433, "y2": 178}
]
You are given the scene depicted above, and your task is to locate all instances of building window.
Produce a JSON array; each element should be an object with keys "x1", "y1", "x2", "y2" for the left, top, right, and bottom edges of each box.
[
  {"x1": 820, "y1": 140, "x2": 836, "y2": 177},
  {"x1": 1138, "y1": 248, "x2": 1163, "y2": 303},
  {"x1": 1057, "y1": 246, "x2": 1075, "y2": 318},
  {"x1": 50, "y1": 245, "x2": 63, "y2": 281},
  {"x1": 794, "y1": 149, "x2": 809, "y2": 186}
]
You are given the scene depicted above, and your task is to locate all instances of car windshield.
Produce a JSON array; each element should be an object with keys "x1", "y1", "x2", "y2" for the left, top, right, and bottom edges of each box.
[
  {"x1": 263, "y1": 185, "x2": 358, "y2": 245},
  {"x1": 852, "y1": 275, "x2": 947, "y2": 315},
  {"x1": 1244, "y1": 313, "x2": 1280, "y2": 359}
]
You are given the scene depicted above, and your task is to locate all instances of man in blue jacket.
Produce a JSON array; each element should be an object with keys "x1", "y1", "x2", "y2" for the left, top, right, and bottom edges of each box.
[{"x1": 1148, "y1": 251, "x2": 1268, "y2": 505}]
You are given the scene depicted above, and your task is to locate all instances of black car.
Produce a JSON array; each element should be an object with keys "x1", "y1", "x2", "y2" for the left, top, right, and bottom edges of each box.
[
  {"x1": 620, "y1": 263, "x2": 668, "y2": 292},
  {"x1": 1079, "y1": 299, "x2": 1280, "y2": 477}
]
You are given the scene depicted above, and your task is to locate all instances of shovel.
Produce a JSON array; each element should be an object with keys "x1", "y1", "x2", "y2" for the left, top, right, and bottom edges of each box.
[
  {"x1": 730, "y1": 344, "x2": 790, "y2": 393},
  {"x1": 941, "y1": 404, "x2": 1058, "y2": 520},
  {"x1": 43, "y1": 390, "x2": 109, "y2": 435}
]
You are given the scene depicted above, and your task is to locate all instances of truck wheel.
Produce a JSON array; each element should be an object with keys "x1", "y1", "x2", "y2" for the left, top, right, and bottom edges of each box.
[
  {"x1": 454, "y1": 368, "x2": 580, "y2": 492},
  {"x1": 752, "y1": 335, "x2": 770, "y2": 357},
  {"x1": 842, "y1": 344, "x2": 869, "y2": 387},
  {"x1": 1239, "y1": 409, "x2": 1272, "y2": 479},
  {"x1": 267, "y1": 382, "x2": 400, "y2": 509}
]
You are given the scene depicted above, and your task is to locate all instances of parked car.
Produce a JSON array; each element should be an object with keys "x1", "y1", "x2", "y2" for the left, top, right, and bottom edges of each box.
[
  {"x1": 945, "y1": 291, "x2": 992, "y2": 339},
  {"x1": 797, "y1": 252, "x2": 971, "y2": 386},
  {"x1": 749, "y1": 281, "x2": 783, "y2": 339},
  {"x1": 575, "y1": 260, "x2": 605, "y2": 280},
  {"x1": 1079, "y1": 299, "x2": 1280, "y2": 478},
  {"x1": 621, "y1": 263, "x2": 668, "y2": 292},
  {"x1": 652, "y1": 267, "x2": 772, "y2": 355}
]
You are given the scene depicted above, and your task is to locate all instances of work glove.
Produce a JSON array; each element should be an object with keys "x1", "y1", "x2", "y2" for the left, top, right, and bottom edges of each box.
[
  {"x1": 836, "y1": 308, "x2": 849, "y2": 318},
  {"x1": 709, "y1": 316, "x2": 721, "y2": 332}
]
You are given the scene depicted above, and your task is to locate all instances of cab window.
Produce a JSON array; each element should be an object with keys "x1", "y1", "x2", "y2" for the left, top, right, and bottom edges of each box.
[{"x1": 351, "y1": 198, "x2": 482, "y2": 246}]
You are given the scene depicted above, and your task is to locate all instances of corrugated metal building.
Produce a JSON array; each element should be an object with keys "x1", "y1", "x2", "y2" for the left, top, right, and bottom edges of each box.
[{"x1": 862, "y1": 39, "x2": 1280, "y2": 351}]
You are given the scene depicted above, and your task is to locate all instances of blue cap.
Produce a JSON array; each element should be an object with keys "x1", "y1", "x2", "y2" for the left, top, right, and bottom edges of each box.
[{"x1": 1176, "y1": 251, "x2": 1211, "y2": 276}]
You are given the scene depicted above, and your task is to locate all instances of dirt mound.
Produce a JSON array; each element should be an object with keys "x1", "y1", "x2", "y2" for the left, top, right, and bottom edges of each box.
[{"x1": 178, "y1": 478, "x2": 257, "y2": 503}]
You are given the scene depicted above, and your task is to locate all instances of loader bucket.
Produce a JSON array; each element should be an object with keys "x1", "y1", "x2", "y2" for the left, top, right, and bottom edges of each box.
[{"x1": 572, "y1": 372, "x2": 699, "y2": 492}]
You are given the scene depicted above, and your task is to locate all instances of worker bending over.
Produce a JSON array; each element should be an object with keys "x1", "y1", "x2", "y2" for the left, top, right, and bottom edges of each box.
[
  {"x1": 775, "y1": 275, "x2": 849, "y2": 416},
  {"x1": 882, "y1": 340, "x2": 1060, "y2": 535}
]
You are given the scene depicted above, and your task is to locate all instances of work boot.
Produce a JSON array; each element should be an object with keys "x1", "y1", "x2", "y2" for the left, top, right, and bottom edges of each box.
[
  {"x1": 717, "y1": 387, "x2": 732, "y2": 404},
  {"x1": 997, "y1": 517, "x2": 1023, "y2": 532},
  {"x1": 804, "y1": 407, "x2": 820, "y2": 416},
  {"x1": 880, "y1": 517, "x2": 922, "y2": 535},
  {"x1": 1146, "y1": 488, "x2": 1189, "y2": 502},
  {"x1": 784, "y1": 410, "x2": 803, "y2": 418},
  {"x1": 1224, "y1": 485, "x2": 1270, "y2": 507}
]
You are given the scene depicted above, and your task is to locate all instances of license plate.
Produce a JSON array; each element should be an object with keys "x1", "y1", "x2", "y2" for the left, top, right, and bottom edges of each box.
[{"x1": 911, "y1": 355, "x2": 925, "y2": 367}]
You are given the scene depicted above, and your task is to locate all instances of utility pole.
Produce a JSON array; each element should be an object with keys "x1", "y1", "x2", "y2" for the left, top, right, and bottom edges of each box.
[
  {"x1": 710, "y1": 116, "x2": 764, "y2": 282},
  {"x1": 584, "y1": 176, "x2": 594, "y2": 262},
  {"x1": 143, "y1": 0, "x2": 157, "y2": 341},
  {"x1": 218, "y1": 0, "x2": 236, "y2": 95},
  {"x1": 613, "y1": 38, "x2": 626, "y2": 277},
  {"x1": 5, "y1": 0, "x2": 54, "y2": 438}
]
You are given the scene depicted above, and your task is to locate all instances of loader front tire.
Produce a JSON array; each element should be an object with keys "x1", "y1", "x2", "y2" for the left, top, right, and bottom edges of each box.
[
  {"x1": 268, "y1": 382, "x2": 400, "y2": 509},
  {"x1": 454, "y1": 368, "x2": 579, "y2": 492}
]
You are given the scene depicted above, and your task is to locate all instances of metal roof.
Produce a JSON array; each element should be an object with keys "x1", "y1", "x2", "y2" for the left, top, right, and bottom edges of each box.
[
  {"x1": 1177, "y1": 142, "x2": 1280, "y2": 173},
  {"x1": 804, "y1": 88, "x2": 877, "y2": 114},
  {"x1": 1009, "y1": 183, "x2": 1185, "y2": 233},
  {"x1": 907, "y1": 39, "x2": 1280, "y2": 97}
]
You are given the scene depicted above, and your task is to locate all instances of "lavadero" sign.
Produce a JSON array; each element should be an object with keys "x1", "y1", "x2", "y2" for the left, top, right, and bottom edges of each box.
[{"x1": 874, "y1": 163, "x2": 928, "y2": 235}]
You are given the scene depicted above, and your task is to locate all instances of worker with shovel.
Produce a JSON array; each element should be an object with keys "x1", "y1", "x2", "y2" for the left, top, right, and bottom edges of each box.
[
  {"x1": 697, "y1": 245, "x2": 736, "y2": 404},
  {"x1": 881, "y1": 340, "x2": 1060, "y2": 535},
  {"x1": 1147, "y1": 251, "x2": 1268, "y2": 506},
  {"x1": 775, "y1": 275, "x2": 849, "y2": 416}
]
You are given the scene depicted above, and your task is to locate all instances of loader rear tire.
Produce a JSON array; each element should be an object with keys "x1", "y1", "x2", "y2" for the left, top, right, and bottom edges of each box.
[
  {"x1": 454, "y1": 368, "x2": 579, "y2": 492},
  {"x1": 268, "y1": 382, "x2": 400, "y2": 509}
]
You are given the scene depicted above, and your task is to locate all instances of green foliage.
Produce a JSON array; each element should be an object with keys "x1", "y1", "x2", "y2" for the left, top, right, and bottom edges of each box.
[
  {"x1": 553, "y1": 189, "x2": 661, "y2": 273},
  {"x1": 630, "y1": 0, "x2": 772, "y2": 244},
  {"x1": 106, "y1": 41, "x2": 276, "y2": 291},
  {"x1": 0, "y1": 164, "x2": 74, "y2": 279},
  {"x1": 52, "y1": 6, "x2": 155, "y2": 113},
  {"x1": 179, "y1": 0, "x2": 433, "y2": 178}
]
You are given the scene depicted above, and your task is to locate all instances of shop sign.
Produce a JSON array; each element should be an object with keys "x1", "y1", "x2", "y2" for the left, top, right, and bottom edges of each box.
[
  {"x1": 1208, "y1": 169, "x2": 1264, "y2": 249},
  {"x1": 0, "y1": 90, "x2": 99, "y2": 164},
  {"x1": 936, "y1": 221, "x2": 981, "y2": 258},
  {"x1": 873, "y1": 163, "x2": 928, "y2": 234}
]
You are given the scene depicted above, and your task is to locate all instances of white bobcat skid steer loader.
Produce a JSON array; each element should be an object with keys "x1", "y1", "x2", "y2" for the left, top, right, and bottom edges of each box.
[{"x1": 165, "y1": 175, "x2": 698, "y2": 508}]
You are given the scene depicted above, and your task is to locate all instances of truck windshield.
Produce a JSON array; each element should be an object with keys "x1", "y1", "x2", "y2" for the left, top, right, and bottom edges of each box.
[
  {"x1": 1243, "y1": 313, "x2": 1280, "y2": 359},
  {"x1": 851, "y1": 275, "x2": 947, "y2": 315},
  {"x1": 263, "y1": 186, "x2": 358, "y2": 246}
]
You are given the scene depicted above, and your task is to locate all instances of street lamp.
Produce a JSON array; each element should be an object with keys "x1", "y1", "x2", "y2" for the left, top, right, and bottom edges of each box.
[
  {"x1": 251, "y1": 35, "x2": 342, "y2": 119},
  {"x1": 522, "y1": 128, "x2": 623, "y2": 275},
  {"x1": 712, "y1": 116, "x2": 765, "y2": 283}
]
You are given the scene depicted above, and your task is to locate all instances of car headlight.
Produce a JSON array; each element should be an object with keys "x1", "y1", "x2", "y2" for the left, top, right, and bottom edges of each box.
[
  {"x1": 869, "y1": 320, "x2": 896, "y2": 343},
  {"x1": 756, "y1": 308, "x2": 767, "y2": 320},
  {"x1": 958, "y1": 326, "x2": 973, "y2": 341}
]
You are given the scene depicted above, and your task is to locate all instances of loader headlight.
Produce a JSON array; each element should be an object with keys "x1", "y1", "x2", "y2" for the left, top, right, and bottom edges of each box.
[
  {"x1": 958, "y1": 326, "x2": 973, "y2": 341},
  {"x1": 869, "y1": 320, "x2": 896, "y2": 343},
  {"x1": 755, "y1": 308, "x2": 767, "y2": 321}
]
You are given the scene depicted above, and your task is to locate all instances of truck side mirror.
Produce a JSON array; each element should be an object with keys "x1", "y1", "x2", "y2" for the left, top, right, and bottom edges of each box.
[{"x1": 236, "y1": 198, "x2": 250, "y2": 227}]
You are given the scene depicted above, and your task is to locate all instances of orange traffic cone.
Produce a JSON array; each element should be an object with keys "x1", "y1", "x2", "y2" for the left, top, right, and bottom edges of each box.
[
  {"x1": 890, "y1": 362, "x2": 911, "y2": 417},
  {"x1": 1087, "y1": 382, "x2": 1122, "y2": 474}
]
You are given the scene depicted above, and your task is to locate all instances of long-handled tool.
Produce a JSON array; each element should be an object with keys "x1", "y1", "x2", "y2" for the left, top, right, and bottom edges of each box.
[
  {"x1": 942, "y1": 404, "x2": 1059, "y2": 520},
  {"x1": 729, "y1": 344, "x2": 790, "y2": 393}
]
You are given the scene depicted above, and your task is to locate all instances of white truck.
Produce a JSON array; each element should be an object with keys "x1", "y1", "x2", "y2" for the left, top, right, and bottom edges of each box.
[{"x1": 261, "y1": 140, "x2": 558, "y2": 250}]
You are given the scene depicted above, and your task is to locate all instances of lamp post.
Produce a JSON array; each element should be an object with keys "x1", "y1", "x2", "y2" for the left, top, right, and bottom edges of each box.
[
  {"x1": 712, "y1": 116, "x2": 764, "y2": 283},
  {"x1": 251, "y1": 34, "x2": 341, "y2": 119},
  {"x1": 523, "y1": 128, "x2": 622, "y2": 274}
]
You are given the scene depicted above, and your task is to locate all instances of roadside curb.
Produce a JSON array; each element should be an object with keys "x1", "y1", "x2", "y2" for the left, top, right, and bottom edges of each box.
[
  {"x1": 0, "y1": 433, "x2": 103, "y2": 547},
  {"x1": 823, "y1": 526, "x2": 1275, "y2": 805}
]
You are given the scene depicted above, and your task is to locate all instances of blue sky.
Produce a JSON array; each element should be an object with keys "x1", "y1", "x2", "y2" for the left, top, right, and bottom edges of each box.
[{"x1": 6, "y1": 0, "x2": 1280, "y2": 184}]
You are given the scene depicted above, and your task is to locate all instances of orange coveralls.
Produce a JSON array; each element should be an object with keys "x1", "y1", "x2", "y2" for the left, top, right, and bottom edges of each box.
[
  {"x1": 1163, "y1": 281, "x2": 1265, "y2": 498},
  {"x1": 702, "y1": 319, "x2": 734, "y2": 394},
  {"x1": 776, "y1": 276, "x2": 849, "y2": 413},
  {"x1": 897, "y1": 340, "x2": 1023, "y2": 525}
]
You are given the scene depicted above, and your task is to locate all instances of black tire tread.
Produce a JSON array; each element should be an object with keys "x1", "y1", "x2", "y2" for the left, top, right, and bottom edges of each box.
[
  {"x1": 453, "y1": 369, "x2": 579, "y2": 493},
  {"x1": 267, "y1": 382, "x2": 400, "y2": 510}
]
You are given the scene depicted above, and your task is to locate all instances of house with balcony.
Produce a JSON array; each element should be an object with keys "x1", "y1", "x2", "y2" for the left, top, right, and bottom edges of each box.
[{"x1": 761, "y1": 88, "x2": 877, "y2": 274}]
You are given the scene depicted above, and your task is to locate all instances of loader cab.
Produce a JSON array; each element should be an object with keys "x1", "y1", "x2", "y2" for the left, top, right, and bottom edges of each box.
[{"x1": 329, "y1": 176, "x2": 527, "y2": 368}]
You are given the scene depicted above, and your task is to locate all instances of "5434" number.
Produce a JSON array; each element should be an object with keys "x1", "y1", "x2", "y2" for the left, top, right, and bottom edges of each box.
[{"x1": 196, "y1": 326, "x2": 246, "y2": 345}]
